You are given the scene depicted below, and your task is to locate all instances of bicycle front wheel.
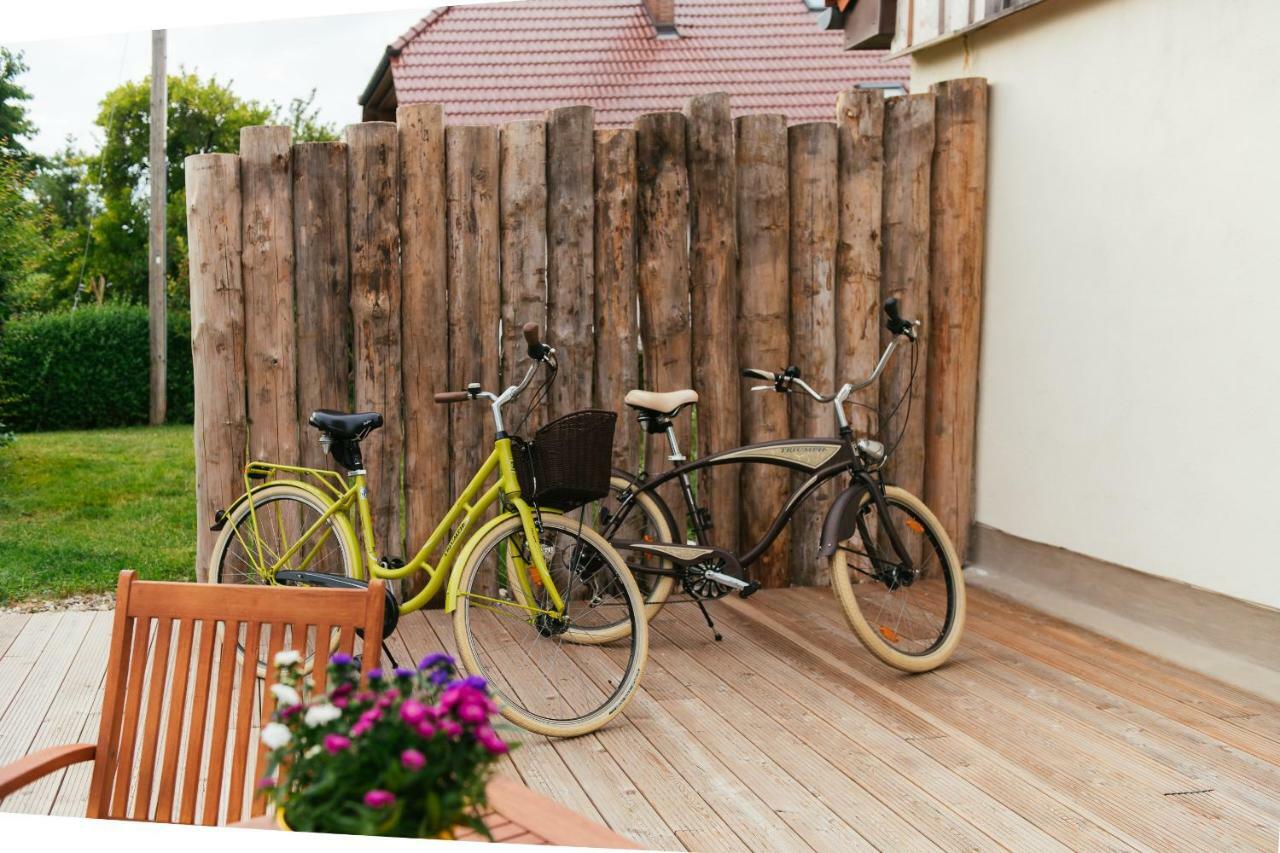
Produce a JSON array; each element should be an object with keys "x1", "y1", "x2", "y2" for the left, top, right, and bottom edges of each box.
[
  {"x1": 452, "y1": 514, "x2": 649, "y2": 738},
  {"x1": 828, "y1": 485, "x2": 965, "y2": 673}
]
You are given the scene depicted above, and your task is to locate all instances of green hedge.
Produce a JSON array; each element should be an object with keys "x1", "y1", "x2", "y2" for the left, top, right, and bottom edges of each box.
[{"x1": 0, "y1": 305, "x2": 194, "y2": 431}]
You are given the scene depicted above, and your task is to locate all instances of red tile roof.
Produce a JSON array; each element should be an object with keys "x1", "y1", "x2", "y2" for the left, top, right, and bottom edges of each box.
[{"x1": 364, "y1": 0, "x2": 909, "y2": 127}]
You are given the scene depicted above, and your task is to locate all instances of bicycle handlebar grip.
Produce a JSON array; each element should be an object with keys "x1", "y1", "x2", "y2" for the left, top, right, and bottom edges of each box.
[
  {"x1": 433, "y1": 391, "x2": 471, "y2": 404},
  {"x1": 523, "y1": 322, "x2": 550, "y2": 360},
  {"x1": 883, "y1": 297, "x2": 912, "y2": 336}
]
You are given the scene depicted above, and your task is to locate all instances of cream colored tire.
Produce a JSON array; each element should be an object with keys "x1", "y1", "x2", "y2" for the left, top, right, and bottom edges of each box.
[
  {"x1": 452, "y1": 514, "x2": 649, "y2": 738},
  {"x1": 829, "y1": 486, "x2": 965, "y2": 673}
]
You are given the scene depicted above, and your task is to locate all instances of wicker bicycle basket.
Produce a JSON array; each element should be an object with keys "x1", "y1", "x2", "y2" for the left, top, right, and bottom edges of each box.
[{"x1": 512, "y1": 409, "x2": 617, "y2": 511}]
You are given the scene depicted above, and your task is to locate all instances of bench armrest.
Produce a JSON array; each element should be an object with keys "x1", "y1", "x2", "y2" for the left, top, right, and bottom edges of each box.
[{"x1": 0, "y1": 744, "x2": 96, "y2": 799}]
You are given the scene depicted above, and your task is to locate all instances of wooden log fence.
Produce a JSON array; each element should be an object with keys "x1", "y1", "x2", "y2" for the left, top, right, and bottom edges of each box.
[{"x1": 185, "y1": 80, "x2": 989, "y2": 588}]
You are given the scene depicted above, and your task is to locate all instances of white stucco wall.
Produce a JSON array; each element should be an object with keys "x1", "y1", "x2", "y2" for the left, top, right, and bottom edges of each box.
[{"x1": 911, "y1": 0, "x2": 1280, "y2": 608}]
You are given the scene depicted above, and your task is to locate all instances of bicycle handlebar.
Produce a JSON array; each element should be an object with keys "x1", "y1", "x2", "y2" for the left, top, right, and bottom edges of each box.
[
  {"x1": 433, "y1": 391, "x2": 472, "y2": 404},
  {"x1": 742, "y1": 301, "x2": 917, "y2": 404}
]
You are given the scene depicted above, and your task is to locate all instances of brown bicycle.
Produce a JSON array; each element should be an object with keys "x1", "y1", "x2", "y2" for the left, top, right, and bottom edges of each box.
[{"x1": 589, "y1": 299, "x2": 965, "y2": 673}]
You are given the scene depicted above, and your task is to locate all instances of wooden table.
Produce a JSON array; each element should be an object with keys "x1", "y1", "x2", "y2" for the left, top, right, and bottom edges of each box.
[{"x1": 234, "y1": 775, "x2": 637, "y2": 848}]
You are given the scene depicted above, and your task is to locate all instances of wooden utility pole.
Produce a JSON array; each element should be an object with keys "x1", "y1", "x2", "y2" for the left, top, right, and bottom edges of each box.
[{"x1": 149, "y1": 28, "x2": 168, "y2": 425}]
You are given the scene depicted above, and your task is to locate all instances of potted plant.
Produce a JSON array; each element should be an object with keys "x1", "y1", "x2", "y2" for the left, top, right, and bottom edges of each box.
[{"x1": 258, "y1": 650, "x2": 511, "y2": 838}]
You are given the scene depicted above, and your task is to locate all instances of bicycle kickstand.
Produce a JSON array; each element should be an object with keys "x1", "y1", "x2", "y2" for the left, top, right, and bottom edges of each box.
[{"x1": 695, "y1": 599, "x2": 724, "y2": 642}]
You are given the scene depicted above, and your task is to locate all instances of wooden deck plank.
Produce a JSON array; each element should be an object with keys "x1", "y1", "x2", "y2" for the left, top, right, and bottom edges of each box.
[
  {"x1": 2, "y1": 588, "x2": 1277, "y2": 851},
  {"x1": 3, "y1": 611, "x2": 111, "y2": 815},
  {"x1": 754, "y1": 590, "x2": 1276, "y2": 851},
  {"x1": 654, "y1": 611, "x2": 1064, "y2": 852},
  {"x1": 955, "y1": 585, "x2": 1280, "y2": 749}
]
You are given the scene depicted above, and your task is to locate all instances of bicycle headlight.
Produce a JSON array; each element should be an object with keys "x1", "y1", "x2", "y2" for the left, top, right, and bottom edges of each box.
[{"x1": 856, "y1": 438, "x2": 885, "y2": 464}]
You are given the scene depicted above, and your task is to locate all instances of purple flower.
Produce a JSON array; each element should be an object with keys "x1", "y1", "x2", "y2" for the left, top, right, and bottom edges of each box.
[
  {"x1": 400, "y1": 699, "x2": 428, "y2": 727},
  {"x1": 363, "y1": 789, "x2": 396, "y2": 809},
  {"x1": 462, "y1": 675, "x2": 487, "y2": 691},
  {"x1": 429, "y1": 668, "x2": 451, "y2": 686},
  {"x1": 400, "y1": 748, "x2": 426, "y2": 771},
  {"x1": 323, "y1": 733, "x2": 351, "y2": 754},
  {"x1": 330, "y1": 652, "x2": 354, "y2": 667},
  {"x1": 418, "y1": 652, "x2": 454, "y2": 671},
  {"x1": 394, "y1": 666, "x2": 414, "y2": 680},
  {"x1": 365, "y1": 668, "x2": 383, "y2": 682}
]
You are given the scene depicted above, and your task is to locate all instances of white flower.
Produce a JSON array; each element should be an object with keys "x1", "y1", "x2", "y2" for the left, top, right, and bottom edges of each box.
[
  {"x1": 270, "y1": 683, "x2": 301, "y2": 706},
  {"x1": 261, "y1": 722, "x2": 292, "y2": 749},
  {"x1": 274, "y1": 650, "x2": 302, "y2": 668},
  {"x1": 304, "y1": 703, "x2": 342, "y2": 728}
]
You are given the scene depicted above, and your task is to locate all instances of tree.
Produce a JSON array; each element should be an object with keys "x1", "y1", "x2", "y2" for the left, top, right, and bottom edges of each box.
[
  {"x1": 84, "y1": 71, "x2": 338, "y2": 306},
  {"x1": 26, "y1": 145, "x2": 95, "y2": 309},
  {"x1": 0, "y1": 153, "x2": 45, "y2": 323},
  {"x1": 0, "y1": 48, "x2": 36, "y2": 164}
]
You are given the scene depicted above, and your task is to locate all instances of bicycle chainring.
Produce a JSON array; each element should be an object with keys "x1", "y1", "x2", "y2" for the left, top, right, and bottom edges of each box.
[{"x1": 681, "y1": 559, "x2": 734, "y2": 600}]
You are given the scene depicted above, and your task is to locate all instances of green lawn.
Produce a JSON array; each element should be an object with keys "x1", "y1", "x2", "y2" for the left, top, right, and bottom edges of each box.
[{"x1": 0, "y1": 425, "x2": 196, "y2": 604}]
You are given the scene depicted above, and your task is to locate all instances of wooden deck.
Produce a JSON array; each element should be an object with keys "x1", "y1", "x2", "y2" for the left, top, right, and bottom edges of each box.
[{"x1": 2, "y1": 587, "x2": 1278, "y2": 850}]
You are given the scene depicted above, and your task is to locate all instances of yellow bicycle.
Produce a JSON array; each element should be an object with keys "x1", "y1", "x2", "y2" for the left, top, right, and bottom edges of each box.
[{"x1": 205, "y1": 324, "x2": 648, "y2": 738}]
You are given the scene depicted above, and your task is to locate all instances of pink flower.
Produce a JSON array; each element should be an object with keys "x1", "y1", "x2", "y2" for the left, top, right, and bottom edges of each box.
[
  {"x1": 351, "y1": 720, "x2": 372, "y2": 738},
  {"x1": 323, "y1": 733, "x2": 351, "y2": 754},
  {"x1": 475, "y1": 725, "x2": 509, "y2": 755},
  {"x1": 415, "y1": 720, "x2": 437, "y2": 739},
  {"x1": 332, "y1": 682, "x2": 354, "y2": 698},
  {"x1": 256, "y1": 776, "x2": 275, "y2": 790},
  {"x1": 363, "y1": 789, "x2": 396, "y2": 809},
  {"x1": 400, "y1": 699, "x2": 428, "y2": 727},
  {"x1": 333, "y1": 696, "x2": 349, "y2": 709},
  {"x1": 359, "y1": 708, "x2": 382, "y2": 725},
  {"x1": 457, "y1": 701, "x2": 488, "y2": 724},
  {"x1": 278, "y1": 703, "x2": 303, "y2": 719},
  {"x1": 400, "y1": 748, "x2": 426, "y2": 771},
  {"x1": 440, "y1": 719, "x2": 462, "y2": 738}
]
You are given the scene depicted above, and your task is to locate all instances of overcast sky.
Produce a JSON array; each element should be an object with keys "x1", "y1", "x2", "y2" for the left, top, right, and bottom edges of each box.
[{"x1": 10, "y1": 6, "x2": 433, "y2": 156}]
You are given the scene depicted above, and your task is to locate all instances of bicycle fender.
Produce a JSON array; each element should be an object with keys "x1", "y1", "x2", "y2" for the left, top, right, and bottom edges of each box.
[
  {"x1": 215, "y1": 479, "x2": 365, "y2": 579},
  {"x1": 444, "y1": 510, "x2": 528, "y2": 613},
  {"x1": 819, "y1": 482, "x2": 872, "y2": 558},
  {"x1": 214, "y1": 478, "x2": 321, "y2": 529}
]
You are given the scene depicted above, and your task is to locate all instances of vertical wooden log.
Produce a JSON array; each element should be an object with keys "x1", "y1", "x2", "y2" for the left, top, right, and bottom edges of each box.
[
  {"x1": 592, "y1": 129, "x2": 640, "y2": 470},
  {"x1": 788, "y1": 122, "x2": 839, "y2": 587},
  {"x1": 635, "y1": 112, "x2": 691, "y2": 508},
  {"x1": 545, "y1": 106, "x2": 594, "y2": 421},
  {"x1": 880, "y1": 94, "x2": 935, "y2": 504},
  {"x1": 240, "y1": 126, "x2": 298, "y2": 468},
  {"x1": 736, "y1": 115, "x2": 791, "y2": 588},
  {"x1": 346, "y1": 122, "x2": 403, "y2": 558},
  {"x1": 925, "y1": 78, "x2": 987, "y2": 562},
  {"x1": 835, "y1": 90, "x2": 885, "y2": 439},
  {"x1": 186, "y1": 153, "x2": 246, "y2": 582},
  {"x1": 686, "y1": 93, "x2": 740, "y2": 552},
  {"x1": 500, "y1": 119, "x2": 548, "y2": 391},
  {"x1": 293, "y1": 142, "x2": 350, "y2": 471},
  {"x1": 399, "y1": 103, "x2": 450, "y2": 597},
  {"x1": 445, "y1": 125, "x2": 501, "y2": 502}
]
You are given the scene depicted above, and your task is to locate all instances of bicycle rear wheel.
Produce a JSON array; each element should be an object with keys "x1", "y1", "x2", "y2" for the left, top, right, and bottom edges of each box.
[
  {"x1": 583, "y1": 473, "x2": 676, "y2": 622},
  {"x1": 208, "y1": 483, "x2": 361, "y2": 675},
  {"x1": 828, "y1": 485, "x2": 965, "y2": 672},
  {"x1": 452, "y1": 514, "x2": 648, "y2": 738}
]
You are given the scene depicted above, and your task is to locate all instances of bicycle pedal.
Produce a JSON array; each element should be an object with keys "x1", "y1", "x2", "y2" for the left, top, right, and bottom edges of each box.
[
  {"x1": 378, "y1": 556, "x2": 405, "y2": 570},
  {"x1": 738, "y1": 581, "x2": 761, "y2": 599}
]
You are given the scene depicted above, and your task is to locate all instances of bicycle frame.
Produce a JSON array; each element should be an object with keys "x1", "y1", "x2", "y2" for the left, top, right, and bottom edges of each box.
[
  {"x1": 240, "y1": 436, "x2": 565, "y2": 617},
  {"x1": 608, "y1": 437, "x2": 868, "y2": 570}
]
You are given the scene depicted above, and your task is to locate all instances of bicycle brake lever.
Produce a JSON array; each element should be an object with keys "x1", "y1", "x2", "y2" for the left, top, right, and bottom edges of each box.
[{"x1": 750, "y1": 385, "x2": 773, "y2": 392}]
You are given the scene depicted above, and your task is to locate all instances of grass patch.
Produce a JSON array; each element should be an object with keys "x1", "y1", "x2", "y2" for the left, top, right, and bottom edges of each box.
[{"x1": 0, "y1": 425, "x2": 195, "y2": 604}]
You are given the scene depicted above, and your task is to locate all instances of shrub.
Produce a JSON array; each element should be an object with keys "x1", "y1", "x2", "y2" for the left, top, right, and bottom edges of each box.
[{"x1": 0, "y1": 304, "x2": 193, "y2": 431}]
